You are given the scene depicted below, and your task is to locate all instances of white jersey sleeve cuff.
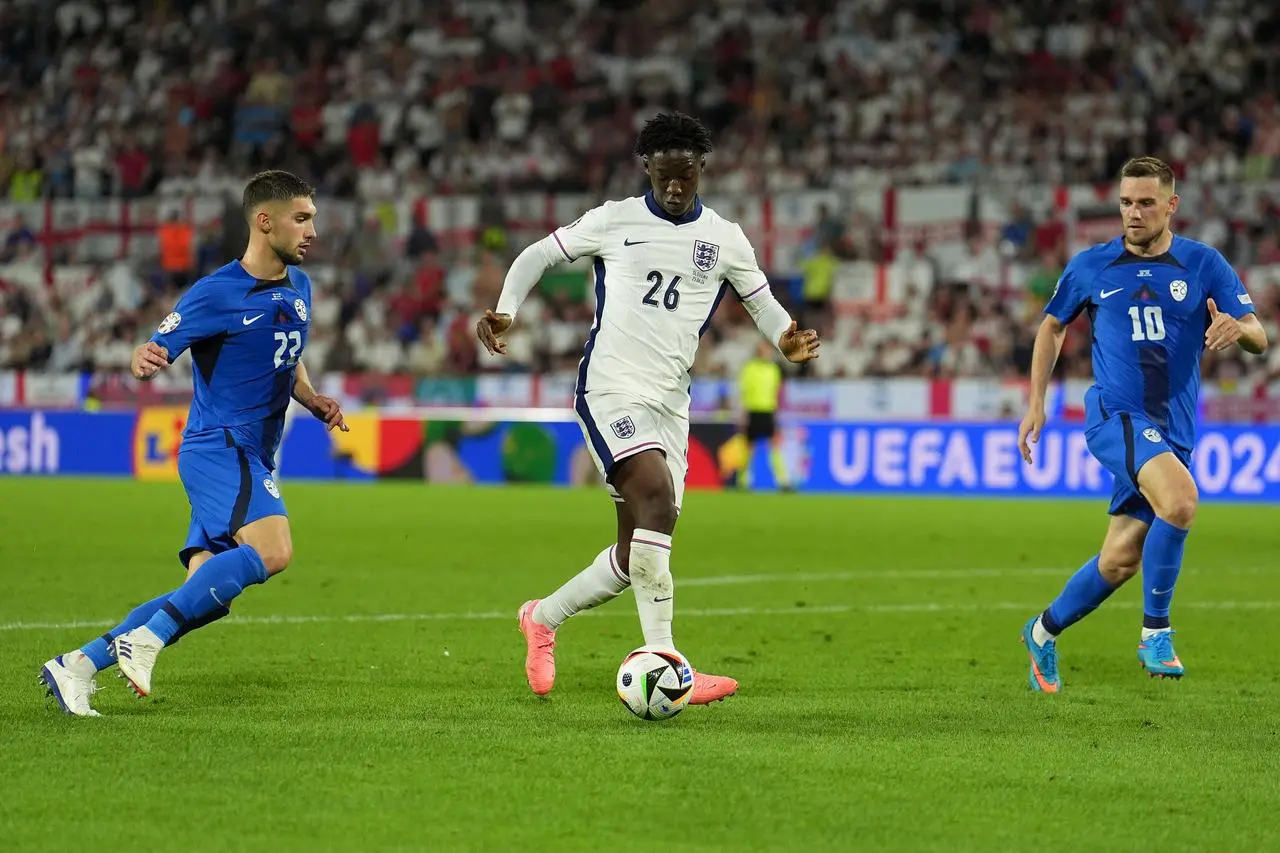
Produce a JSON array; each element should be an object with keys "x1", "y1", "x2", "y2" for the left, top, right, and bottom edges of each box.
[{"x1": 742, "y1": 288, "x2": 793, "y2": 350}]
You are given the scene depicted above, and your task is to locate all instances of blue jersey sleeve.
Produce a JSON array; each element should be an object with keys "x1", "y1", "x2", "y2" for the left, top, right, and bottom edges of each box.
[
  {"x1": 1044, "y1": 254, "x2": 1092, "y2": 325},
  {"x1": 150, "y1": 282, "x2": 230, "y2": 363},
  {"x1": 1203, "y1": 249, "x2": 1255, "y2": 319}
]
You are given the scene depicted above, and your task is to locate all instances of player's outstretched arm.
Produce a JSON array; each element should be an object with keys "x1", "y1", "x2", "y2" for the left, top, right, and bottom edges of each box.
[
  {"x1": 291, "y1": 360, "x2": 348, "y2": 432},
  {"x1": 131, "y1": 342, "x2": 169, "y2": 380},
  {"x1": 723, "y1": 223, "x2": 818, "y2": 363},
  {"x1": 477, "y1": 233, "x2": 569, "y2": 356},
  {"x1": 480, "y1": 205, "x2": 610, "y2": 356},
  {"x1": 1019, "y1": 315, "x2": 1068, "y2": 463}
]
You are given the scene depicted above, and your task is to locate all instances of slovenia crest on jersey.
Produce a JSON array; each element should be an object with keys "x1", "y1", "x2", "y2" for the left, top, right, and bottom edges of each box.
[
  {"x1": 294, "y1": 298, "x2": 308, "y2": 322},
  {"x1": 610, "y1": 416, "x2": 636, "y2": 440},
  {"x1": 693, "y1": 240, "x2": 719, "y2": 272},
  {"x1": 157, "y1": 312, "x2": 181, "y2": 334},
  {"x1": 1169, "y1": 280, "x2": 1187, "y2": 302}
]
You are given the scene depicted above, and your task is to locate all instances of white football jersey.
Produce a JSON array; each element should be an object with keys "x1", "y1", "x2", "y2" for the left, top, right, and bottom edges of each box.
[{"x1": 553, "y1": 194, "x2": 773, "y2": 415}]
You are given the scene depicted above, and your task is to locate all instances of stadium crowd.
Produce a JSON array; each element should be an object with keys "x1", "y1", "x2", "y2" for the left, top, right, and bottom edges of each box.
[{"x1": 2, "y1": 0, "x2": 1280, "y2": 386}]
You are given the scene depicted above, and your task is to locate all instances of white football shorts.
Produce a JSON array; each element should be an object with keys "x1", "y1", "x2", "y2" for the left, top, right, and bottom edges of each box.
[{"x1": 573, "y1": 390, "x2": 689, "y2": 509}]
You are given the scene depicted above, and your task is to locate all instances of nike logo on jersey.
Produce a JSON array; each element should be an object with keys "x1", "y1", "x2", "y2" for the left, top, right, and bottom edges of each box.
[
  {"x1": 623, "y1": 238, "x2": 650, "y2": 246},
  {"x1": 242, "y1": 313, "x2": 265, "y2": 325},
  {"x1": 1099, "y1": 288, "x2": 1124, "y2": 299}
]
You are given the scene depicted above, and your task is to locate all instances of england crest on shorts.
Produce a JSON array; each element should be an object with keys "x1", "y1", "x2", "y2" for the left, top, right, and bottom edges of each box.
[
  {"x1": 294, "y1": 298, "x2": 308, "y2": 322},
  {"x1": 693, "y1": 240, "x2": 719, "y2": 272},
  {"x1": 610, "y1": 416, "x2": 636, "y2": 439}
]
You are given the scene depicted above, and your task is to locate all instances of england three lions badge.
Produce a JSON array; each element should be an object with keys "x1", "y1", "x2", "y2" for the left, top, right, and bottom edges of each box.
[
  {"x1": 693, "y1": 240, "x2": 719, "y2": 272},
  {"x1": 610, "y1": 416, "x2": 636, "y2": 439}
]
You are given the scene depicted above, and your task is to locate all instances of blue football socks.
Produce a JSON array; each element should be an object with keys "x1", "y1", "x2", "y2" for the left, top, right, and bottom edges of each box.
[
  {"x1": 144, "y1": 545, "x2": 268, "y2": 644},
  {"x1": 1041, "y1": 555, "x2": 1116, "y2": 636},
  {"x1": 80, "y1": 592, "x2": 171, "y2": 670},
  {"x1": 1142, "y1": 518, "x2": 1189, "y2": 630}
]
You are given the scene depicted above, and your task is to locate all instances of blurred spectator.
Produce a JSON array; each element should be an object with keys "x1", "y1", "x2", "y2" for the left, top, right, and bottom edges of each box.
[
  {"x1": 157, "y1": 211, "x2": 194, "y2": 290},
  {"x1": 0, "y1": 0, "x2": 1278, "y2": 393},
  {"x1": 799, "y1": 241, "x2": 838, "y2": 329}
]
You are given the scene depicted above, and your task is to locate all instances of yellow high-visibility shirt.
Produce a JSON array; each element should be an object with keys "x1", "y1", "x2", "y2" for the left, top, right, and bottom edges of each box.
[
  {"x1": 8, "y1": 169, "x2": 42, "y2": 202},
  {"x1": 739, "y1": 358, "x2": 782, "y2": 414},
  {"x1": 801, "y1": 251, "x2": 838, "y2": 301}
]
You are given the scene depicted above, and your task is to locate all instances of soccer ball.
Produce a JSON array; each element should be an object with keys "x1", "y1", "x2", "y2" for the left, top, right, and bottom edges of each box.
[{"x1": 616, "y1": 647, "x2": 693, "y2": 721}]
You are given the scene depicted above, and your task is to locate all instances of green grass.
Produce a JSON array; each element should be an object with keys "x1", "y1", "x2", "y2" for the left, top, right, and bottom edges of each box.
[{"x1": 1, "y1": 478, "x2": 1278, "y2": 852}]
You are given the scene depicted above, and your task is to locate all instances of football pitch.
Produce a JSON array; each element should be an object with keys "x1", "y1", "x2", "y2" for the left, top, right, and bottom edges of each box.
[{"x1": 1, "y1": 478, "x2": 1277, "y2": 852}]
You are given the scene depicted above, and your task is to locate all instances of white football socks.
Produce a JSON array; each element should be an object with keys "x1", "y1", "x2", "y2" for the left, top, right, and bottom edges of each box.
[
  {"x1": 1031, "y1": 616, "x2": 1056, "y2": 647},
  {"x1": 1141, "y1": 626, "x2": 1172, "y2": 640},
  {"x1": 533, "y1": 545, "x2": 630, "y2": 630},
  {"x1": 64, "y1": 650, "x2": 98, "y2": 678},
  {"x1": 629, "y1": 528, "x2": 675, "y2": 651}
]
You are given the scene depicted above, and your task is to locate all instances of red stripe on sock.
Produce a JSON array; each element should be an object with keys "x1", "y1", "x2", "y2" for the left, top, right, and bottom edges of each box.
[{"x1": 609, "y1": 546, "x2": 629, "y2": 583}]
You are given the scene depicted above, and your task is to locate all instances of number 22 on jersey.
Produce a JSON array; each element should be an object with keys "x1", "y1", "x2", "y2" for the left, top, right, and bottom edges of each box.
[{"x1": 273, "y1": 331, "x2": 302, "y2": 367}]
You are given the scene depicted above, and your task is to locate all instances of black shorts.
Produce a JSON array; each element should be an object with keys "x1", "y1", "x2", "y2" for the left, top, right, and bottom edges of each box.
[{"x1": 745, "y1": 412, "x2": 776, "y2": 442}]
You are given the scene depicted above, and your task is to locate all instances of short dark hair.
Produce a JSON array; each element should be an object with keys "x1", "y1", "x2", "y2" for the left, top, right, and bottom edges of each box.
[
  {"x1": 633, "y1": 111, "x2": 714, "y2": 158},
  {"x1": 242, "y1": 170, "x2": 315, "y2": 221},
  {"x1": 1119, "y1": 157, "x2": 1175, "y2": 192}
]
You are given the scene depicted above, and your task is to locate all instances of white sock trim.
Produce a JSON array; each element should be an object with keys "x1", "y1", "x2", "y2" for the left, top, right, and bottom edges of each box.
[{"x1": 1031, "y1": 616, "x2": 1056, "y2": 647}]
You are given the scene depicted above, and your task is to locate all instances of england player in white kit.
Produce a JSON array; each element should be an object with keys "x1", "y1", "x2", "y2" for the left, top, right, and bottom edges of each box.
[{"x1": 477, "y1": 112, "x2": 820, "y2": 705}]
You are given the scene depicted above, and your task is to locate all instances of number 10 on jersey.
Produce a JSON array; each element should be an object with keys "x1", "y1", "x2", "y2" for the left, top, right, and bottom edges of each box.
[{"x1": 1129, "y1": 306, "x2": 1166, "y2": 342}]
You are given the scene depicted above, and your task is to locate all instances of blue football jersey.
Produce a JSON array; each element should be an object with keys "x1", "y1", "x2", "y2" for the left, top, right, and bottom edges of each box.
[
  {"x1": 1045, "y1": 235, "x2": 1254, "y2": 451},
  {"x1": 151, "y1": 260, "x2": 312, "y2": 463}
]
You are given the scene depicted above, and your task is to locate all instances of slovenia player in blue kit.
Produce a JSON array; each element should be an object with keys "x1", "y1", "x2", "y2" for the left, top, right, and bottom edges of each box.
[
  {"x1": 39, "y1": 171, "x2": 347, "y2": 716},
  {"x1": 1017, "y1": 157, "x2": 1267, "y2": 692}
]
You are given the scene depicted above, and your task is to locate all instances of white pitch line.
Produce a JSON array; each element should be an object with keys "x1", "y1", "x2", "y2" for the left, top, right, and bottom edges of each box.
[
  {"x1": 679, "y1": 565, "x2": 1275, "y2": 587},
  {"x1": 679, "y1": 567, "x2": 1059, "y2": 586},
  {"x1": 2, "y1": 600, "x2": 1276, "y2": 633}
]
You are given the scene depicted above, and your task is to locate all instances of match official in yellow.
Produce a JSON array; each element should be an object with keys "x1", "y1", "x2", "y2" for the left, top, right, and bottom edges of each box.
[{"x1": 736, "y1": 339, "x2": 791, "y2": 490}]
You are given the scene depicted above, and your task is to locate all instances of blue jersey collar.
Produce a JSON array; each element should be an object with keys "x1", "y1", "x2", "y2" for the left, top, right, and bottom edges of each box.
[{"x1": 645, "y1": 191, "x2": 702, "y2": 225}]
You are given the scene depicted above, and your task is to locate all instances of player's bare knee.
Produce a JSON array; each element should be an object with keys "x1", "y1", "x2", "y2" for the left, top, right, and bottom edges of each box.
[
  {"x1": 1159, "y1": 494, "x2": 1197, "y2": 528},
  {"x1": 632, "y1": 493, "x2": 677, "y2": 534},
  {"x1": 253, "y1": 541, "x2": 292, "y2": 575}
]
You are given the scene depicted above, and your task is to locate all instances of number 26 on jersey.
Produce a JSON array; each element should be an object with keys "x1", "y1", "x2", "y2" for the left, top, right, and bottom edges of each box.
[{"x1": 643, "y1": 270, "x2": 681, "y2": 311}]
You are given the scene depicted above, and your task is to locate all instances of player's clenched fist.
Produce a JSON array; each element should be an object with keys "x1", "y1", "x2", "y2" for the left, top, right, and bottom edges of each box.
[
  {"x1": 778, "y1": 321, "x2": 821, "y2": 363},
  {"x1": 476, "y1": 309, "x2": 513, "y2": 356},
  {"x1": 131, "y1": 342, "x2": 169, "y2": 380}
]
